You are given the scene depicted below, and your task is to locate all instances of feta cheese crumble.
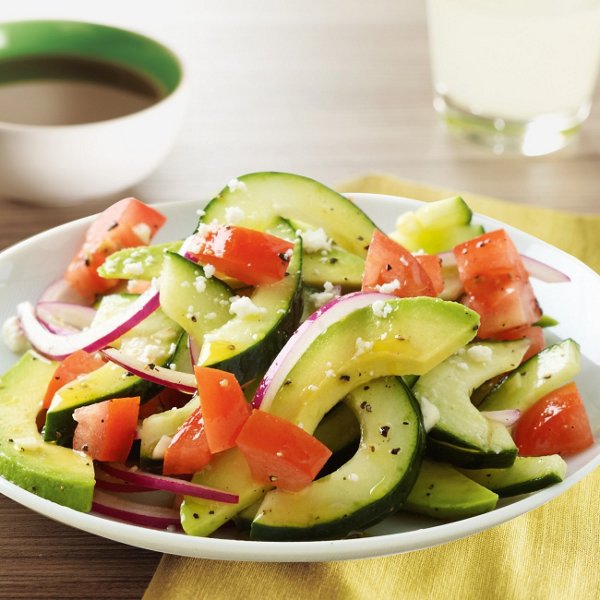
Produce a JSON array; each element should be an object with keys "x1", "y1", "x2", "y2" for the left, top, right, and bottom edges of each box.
[
  {"x1": 203, "y1": 264, "x2": 216, "y2": 279},
  {"x1": 355, "y1": 337, "x2": 374, "y2": 356},
  {"x1": 467, "y1": 345, "x2": 493, "y2": 363},
  {"x1": 375, "y1": 279, "x2": 400, "y2": 294},
  {"x1": 296, "y1": 227, "x2": 332, "y2": 253},
  {"x1": 308, "y1": 281, "x2": 340, "y2": 308},
  {"x1": 225, "y1": 205, "x2": 245, "y2": 225},
  {"x1": 122, "y1": 261, "x2": 145, "y2": 276},
  {"x1": 227, "y1": 178, "x2": 247, "y2": 193},
  {"x1": 132, "y1": 222, "x2": 152, "y2": 244},
  {"x1": 194, "y1": 276, "x2": 207, "y2": 293},
  {"x1": 2, "y1": 316, "x2": 30, "y2": 353},
  {"x1": 372, "y1": 300, "x2": 393, "y2": 319},
  {"x1": 229, "y1": 296, "x2": 266, "y2": 318}
]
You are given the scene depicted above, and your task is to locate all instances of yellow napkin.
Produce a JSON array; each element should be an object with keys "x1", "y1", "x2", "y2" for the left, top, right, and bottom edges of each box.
[{"x1": 144, "y1": 175, "x2": 600, "y2": 600}]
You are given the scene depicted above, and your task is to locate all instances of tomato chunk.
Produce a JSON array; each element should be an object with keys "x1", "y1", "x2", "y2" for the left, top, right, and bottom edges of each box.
[
  {"x1": 72, "y1": 396, "x2": 140, "y2": 462},
  {"x1": 187, "y1": 225, "x2": 294, "y2": 286},
  {"x1": 362, "y1": 230, "x2": 436, "y2": 297},
  {"x1": 236, "y1": 410, "x2": 332, "y2": 492},
  {"x1": 162, "y1": 408, "x2": 212, "y2": 476},
  {"x1": 493, "y1": 325, "x2": 545, "y2": 362},
  {"x1": 454, "y1": 229, "x2": 542, "y2": 337},
  {"x1": 65, "y1": 197, "x2": 166, "y2": 300},
  {"x1": 513, "y1": 383, "x2": 594, "y2": 457},
  {"x1": 414, "y1": 254, "x2": 444, "y2": 296},
  {"x1": 43, "y1": 350, "x2": 105, "y2": 409},
  {"x1": 194, "y1": 366, "x2": 251, "y2": 454}
]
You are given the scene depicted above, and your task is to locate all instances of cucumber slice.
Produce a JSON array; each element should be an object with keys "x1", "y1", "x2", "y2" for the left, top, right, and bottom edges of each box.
[
  {"x1": 44, "y1": 294, "x2": 182, "y2": 445},
  {"x1": 139, "y1": 396, "x2": 199, "y2": 471},
  {"x1": 196, "y1": 219, "x2": 303, "y2": 384},
  {"x1": 201, "y1": 172, "x2": 377, "y2": 256},
  {"x1": 479, "y1": 339, "x2": 581, "y2": 412},
  {"x1": 98, "y1": 241, "x2": 182, "y2": 280},
  {"x1": 180, "y1": 297, "x2": 479, "y2": 537},
  {"x1": 159, "y1": 252, "x2": 233, "y2": 347},
  {"x1": 250, "y1": 377, "x2": 424, "y2": 541},
  {"x1": 460, "y1": 455, "x2": 567, "y2": 497},
  {"x1": 404, "y1": 459, "x2": 498, "y2": 520},
  {"x1": 413, "y1": 340, "x2": 529, "y2": 468},
  {"x1": 390, "y1": 196, "x2": 483, "y2": 253}
]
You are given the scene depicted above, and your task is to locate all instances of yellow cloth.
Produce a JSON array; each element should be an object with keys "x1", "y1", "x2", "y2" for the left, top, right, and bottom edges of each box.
[{"x1": 144, "y1": 175, "x2": 600, "y2": 600}]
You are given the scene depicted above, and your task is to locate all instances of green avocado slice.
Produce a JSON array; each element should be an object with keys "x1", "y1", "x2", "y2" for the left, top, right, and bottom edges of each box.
[{"x1": 0, "y1": 351, "x2": 95, "y2": 512}]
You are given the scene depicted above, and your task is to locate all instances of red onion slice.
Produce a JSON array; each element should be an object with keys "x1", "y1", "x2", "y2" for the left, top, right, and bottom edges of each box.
[
  {"x1": 101, "y1": 347, "x2": 197, "y2": 394},
  {"x1": 17, "y1": 287, "x2": 160, "y2": 360},
  {"x1": 98, "y1": 463, "x2": 239, "y2": 504},
  {"x1": 481, "y1": 409, "x2": 521, "y2": 426},
  {"x1": 36, "y1": 302, "x2": 96, "y2": 335},
  {"x1": 438, "y1": 251, "x2": 570, "y2": 283},
  {"x1": 92, "y1": 490, "x2": 181, "y2": 529},
  {"x1": 38, "y1": 277, "x2": 90, "y2": 305},
  {"x1": 253, "y1": 292, "x2": 397, "y2": 411}
]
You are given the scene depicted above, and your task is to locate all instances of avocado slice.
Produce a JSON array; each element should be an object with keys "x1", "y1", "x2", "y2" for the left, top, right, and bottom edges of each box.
[{"x1": 0, "y1": 351, "x2": 95, "y2": 512}]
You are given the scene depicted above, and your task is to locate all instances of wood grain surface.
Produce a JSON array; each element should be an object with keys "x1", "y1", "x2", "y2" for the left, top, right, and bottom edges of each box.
[{"x1": 1, "y1": 1, "x2": 599, "y2": 599}]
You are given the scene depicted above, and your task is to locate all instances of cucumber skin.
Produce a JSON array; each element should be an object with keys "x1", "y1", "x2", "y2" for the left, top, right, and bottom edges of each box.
[
  {"x1": 250, "y1": 379, "x2": 426, "y2": 541},
  {"x1": 426, "y1": 437, "x2": 517, "y2": 469}
]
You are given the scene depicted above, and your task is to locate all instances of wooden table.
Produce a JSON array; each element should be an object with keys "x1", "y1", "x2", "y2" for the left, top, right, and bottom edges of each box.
[{"x1": 1, "y1": 2, "x2": 599, "y2": 598}]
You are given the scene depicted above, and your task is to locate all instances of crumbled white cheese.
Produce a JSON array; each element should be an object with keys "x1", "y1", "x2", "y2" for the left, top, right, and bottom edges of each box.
[
  {"x1": 138, "y1": 344, "x2": 166, "y2": 364},
  {"x1": 307, "y1": 384, "x2": 318, "y2": 392},
  {"x1": 151, "y1": 435, "x2": 173, "y2": 460},
  {"x1": 347, "y1": 473, "x2": 359, "y2": 482},
  {"x1": 297, "y1": 227, "x2": 332, "y2": 253},
  {"x1": 419, "y1": 395, "x2": 441, "y2": 432},
  {"x1": 180, "y1": 280, "x2": 191, "y2": 288},
  {"x1": 467, "y1": 345, "x2": 493, "y2": 363},
  {"x1": 325, "y1": 369, "x2": 336, "y2": 378},
  {"x1": 224, "y1": 205, "x2": 245, "y2": 225},
  {"x1": 144, "y1": 255, "x2": 155, "y2": 266},
  {"x1": 219, "y1": 378, "x2": 229, "y2": 388},
  {"x1": 2, "y1": 315, "x2": 30, "y2": 354},
  {"x1": 227, "y1": 178, "x2": 247, "y2": 193},
  {"x1": 308, "y1": 281, "x2": 340, "y2": 308},
  {"x1": 132, "y1": 222, "x2": 152, "y2": 244},
  {"x1": 229, "y1": 296, "x2": 266, "y2": 319},
  {"x1": 194, "y1": 276, "x2": 207, "y2": 293},
  {"x1": 355, "y1": 337, "x2": 374, "y2": 356},
  {"x1": 204, "y1": 312, "x2": 217, "y2": 320},
  {"x1": 375, "y1": 279, "x2": 400, "y2": 294},
  {"x1": 122, "y1": 261, "x2": 145, "y2": 276},
  {"x1": 372, "y1": 300, "x2": 393, "y2": 319},
  {"x1": 203, "y1": 264, "x2": 216, "y2": 279}
]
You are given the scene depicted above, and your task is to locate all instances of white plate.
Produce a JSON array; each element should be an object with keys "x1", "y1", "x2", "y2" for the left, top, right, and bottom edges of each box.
[{"x1": 0, "y1": 193, "x2": 598, "y2": 562}]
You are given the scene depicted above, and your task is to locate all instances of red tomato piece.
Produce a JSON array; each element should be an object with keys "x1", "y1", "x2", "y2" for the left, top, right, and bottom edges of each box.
[
  {"x1": 454, "y1": 229, "x2": 529, "y2": 283},
  {"x1": 187, "y1": 225, "x2": 294, "y2": 286},
  {"x1": 65, "y1": 197, "x2": 166, "y2": 300},
  {"x1": 493, "y1": 325, "x2": 545, "y2": 362},
  {"x1": 43, "y1": 350, "x2": 105, "y2": 409},
  {"x1": 194, "y1": 366, "x2": 251, "y2": 454},
  {"x1": 236, "y1": 410, "x2": 332, "y2": 492},
  {"x1": 513, "y1": 383, "x2": 594, "y2": 457},
  {"x1": 362, "y1": 230, "x2": 436, "y2": 297},
  {"x1": 72, "y1": 396, "x2": 140, "y2": 462},
  {"x1": 453, "y1": 229, "x2": 542, "y2": 338},
  {"x1": 162, "y1": 408, "x2": 212, "y2": 476},
  {"x1": 414, "y1": 254, "x2": 444, "y2": 296}
]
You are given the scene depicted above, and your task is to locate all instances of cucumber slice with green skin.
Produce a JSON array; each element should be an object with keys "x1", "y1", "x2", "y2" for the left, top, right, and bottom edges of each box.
[
  {"x1": 460, "y1": 455, "x2": 567, "y2": 497},
  {"x1": 139, "y1": 396, "x2": 199, "y2": 472},
  {"x1": 413, "y1": 340, "x2": 529, "y2": 469},
  {"x1": 180, "y1": 297, "x2": 479, "y2": 537},
  {"x1": 97, "y1": 241, "x2": 182, "y2": 280},
  {"x1": 312, "y1": 401, "x2": 361, "y2": 454},
  {"x1": 0, "y1": 352, "x2": 95, "y2": 512},
  {"x1": 390, "y1": 196, "x2": 483, "y2": 254},
  {"x1": 201, "y1": 172, "x2": 378, "y2": 257},
  {"x1": 534, "y1": 314, "x2": 559, "y2": 328},
  {"x1": 251, "y1": 377, "x2": 425, "y2": 541},
  {"x1": 479, "y1": 339, "x2": 581, "y2": 413},
  {"x1": 196, "y1": 220, "x2": 303, "y2": 384},
  {"x1": 159, "y1": 252, "x2": 233, "y2": 347},
  {"x1": 404, "y1": 459, "x2": 498, "y2": 520},
  {"x1": 44, "y1": 294, "x2": 182, "y2": 446}
]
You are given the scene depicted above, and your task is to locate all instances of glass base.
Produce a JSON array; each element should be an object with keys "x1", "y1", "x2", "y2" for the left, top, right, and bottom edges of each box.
[{"x1": 434, "y1": 95, "x2": 591, "y2": 156}]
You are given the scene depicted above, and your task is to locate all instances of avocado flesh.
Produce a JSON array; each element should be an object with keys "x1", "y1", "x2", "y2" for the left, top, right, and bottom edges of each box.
[
  {"x1": 404, "y1": 459, "x2": 498, "y2": 520},
  {"x1": 181, "y1": 296, "x2": 479, "y2": 537},
  {"x1": 0, "y1": 351, "x2": 95, "y2": 512}
]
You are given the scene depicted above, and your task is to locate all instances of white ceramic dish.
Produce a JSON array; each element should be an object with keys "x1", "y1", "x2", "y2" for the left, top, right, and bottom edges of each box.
[{"x1": 0, "y1": 193, "x2": 598, "y2": 562}]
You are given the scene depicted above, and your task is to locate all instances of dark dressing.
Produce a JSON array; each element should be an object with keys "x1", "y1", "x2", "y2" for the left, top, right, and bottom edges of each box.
[{"x1": 0, "y1": 55, "x2": 164, "y2": 125}]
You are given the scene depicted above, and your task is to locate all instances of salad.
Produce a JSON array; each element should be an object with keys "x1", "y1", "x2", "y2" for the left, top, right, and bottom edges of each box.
[{"x1": 0, "y1": 172, "x2": 595, "y2": 542}]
